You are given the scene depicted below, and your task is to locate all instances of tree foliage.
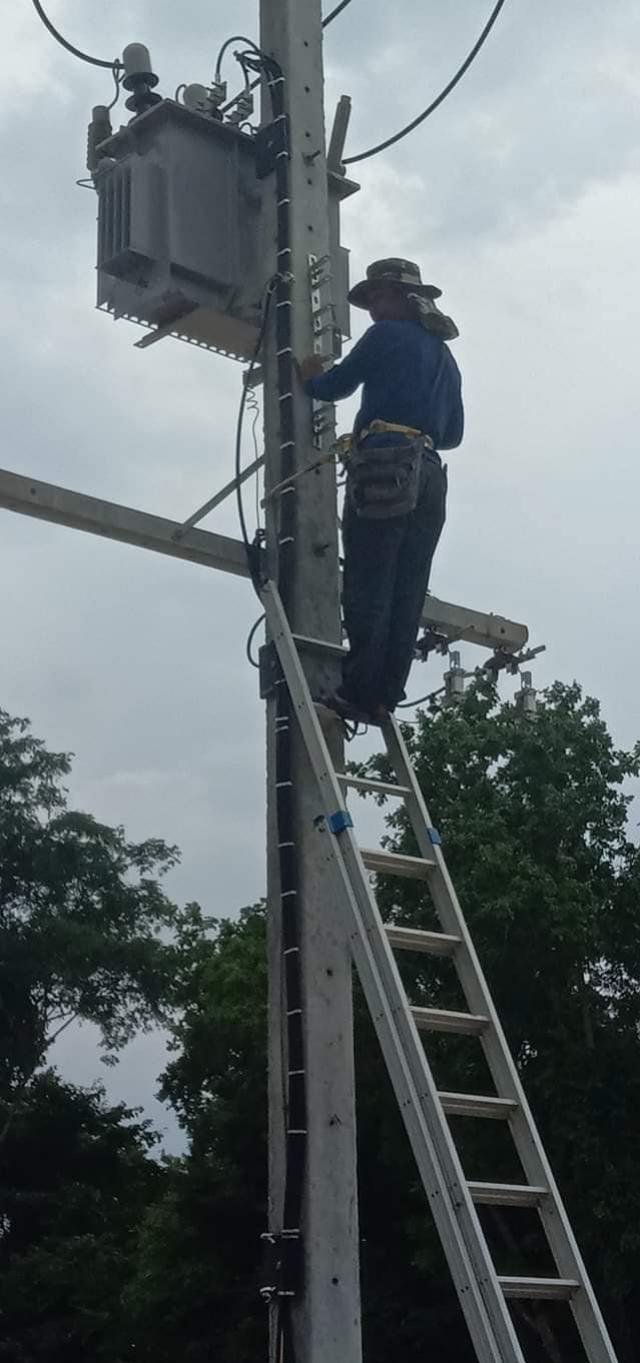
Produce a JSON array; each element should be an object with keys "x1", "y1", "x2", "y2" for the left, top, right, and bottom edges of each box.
[
  {"x1": 0, "y1": 708, "x2": 203, "y2": 1358},
  {"x1": 0, "y1": 1072, "x2": 160, "y2": 1362},
  {"x1": 0, "y1": 707, "x2": 183, "y2": 1108},
  {"x1": 123, "y1": 905, "x2": 269, "y2": 1362}
]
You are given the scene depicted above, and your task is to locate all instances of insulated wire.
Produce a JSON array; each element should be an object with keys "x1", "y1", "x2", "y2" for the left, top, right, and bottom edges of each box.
[
  {"x1": 220, "y1": 0, "x2": 356, "y2": 117},
  {"x1": 242, "y1": 376, "x2": 262, "y2": 529},
  {"x1": 214, "y1": 34, "x2": 261, "y2": 84},
  {"x1": 251, "y1": 407, "x2": 263, "y2": 530},
  {"x1": 246, "y1": 613, "x2": 265, "y2": 670},
  {"x1": 235, "y1": 281, "x2": 276, "y2": 597},
  {"x1": 107, "y1": 66, "x2": 123, "y2": 110},
  {"x1": 396, "y1": 690, "x2": 438, "y2": 710},
  {"x1": 29, "y1": 0, "x2": 121, "y2": 69},
  {"x1": 343, "y1": 0, "x2": 508, "y2": 165}
]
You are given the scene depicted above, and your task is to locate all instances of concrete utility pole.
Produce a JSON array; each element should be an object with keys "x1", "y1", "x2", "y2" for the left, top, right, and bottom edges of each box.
[{"x1": 258, "y1": 3, "x2": 363, "y2": 1360}]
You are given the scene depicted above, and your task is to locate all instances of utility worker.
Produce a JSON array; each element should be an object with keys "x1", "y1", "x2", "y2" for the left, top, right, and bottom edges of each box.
[{"x1": 298, "y1": 257, "x2": 464, "y2": 725}]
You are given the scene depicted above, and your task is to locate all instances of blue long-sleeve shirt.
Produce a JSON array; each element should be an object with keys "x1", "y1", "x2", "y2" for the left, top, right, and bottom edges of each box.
[{"x1": 304, "y1": 319, "x2": 464, "y2": 450}]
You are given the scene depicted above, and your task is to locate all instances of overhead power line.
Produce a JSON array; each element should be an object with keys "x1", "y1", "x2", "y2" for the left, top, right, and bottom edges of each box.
[
  {"x1": 29, "y1": 0, "x2": 120, "y2": 69},
  {"x1": 343, "y1": 0, "x2": 508, "y2": 165}
]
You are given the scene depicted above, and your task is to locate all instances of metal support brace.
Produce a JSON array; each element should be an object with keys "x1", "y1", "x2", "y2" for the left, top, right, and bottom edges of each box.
[{"x1": 173, "y1": 456, "x2": 265, "y2": 539}]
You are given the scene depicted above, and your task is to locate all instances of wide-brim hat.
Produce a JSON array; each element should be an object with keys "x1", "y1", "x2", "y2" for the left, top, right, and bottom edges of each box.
[{"x1": 348, "y1": 257, "x2": 442, "y2": 309}]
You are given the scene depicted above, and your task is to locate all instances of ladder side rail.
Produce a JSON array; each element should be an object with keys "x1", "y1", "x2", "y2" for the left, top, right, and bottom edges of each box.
[
  {"x1": 384, "y1": 716, "x2": 619, "y2": 1363},
  {"x1": 314, "y1": 826, "x2": 513, "y2": 1363},
  {"x1": 263, "y1": 583, "x2": 526, "y2": 1363}
]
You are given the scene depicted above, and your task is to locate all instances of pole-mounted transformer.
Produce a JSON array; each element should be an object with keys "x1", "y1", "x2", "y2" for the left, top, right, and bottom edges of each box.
[{"x1": 86, "y1": 44, "x2": 353, "y2": 363}]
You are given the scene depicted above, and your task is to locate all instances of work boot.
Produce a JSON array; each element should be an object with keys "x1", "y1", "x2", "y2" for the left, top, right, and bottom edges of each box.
[{"x1": 323, "y1": 690, "x2": 372, "y2": 726}]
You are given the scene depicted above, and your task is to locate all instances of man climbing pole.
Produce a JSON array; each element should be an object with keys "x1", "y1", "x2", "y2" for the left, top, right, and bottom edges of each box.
[{"x1": 298, "y1": 257, "x2": 464, "y2": 725}]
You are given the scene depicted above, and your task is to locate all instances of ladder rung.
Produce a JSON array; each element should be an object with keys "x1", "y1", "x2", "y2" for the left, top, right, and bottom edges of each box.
[
  {"x1": 411, "y1": 1006, "x2": 489, "y2": 1036},
  {"x1": 293, "y1": 632, "x2": 345, "y2": 658},
  {"x1": 385, "y1": 925, "x2": 460, "y2": 957},
  {"x1": 361, "y1": 848, "x2": 434, "y2": 879},
  {"x1": 338, "y1": 773, "x2": 411, "y2": 799},
  {"x1": 499, "y1": 1276, "x2": 579, "y2": 1301},
  {"x1": 468, "y1": 1181, "x2": 548, "y2": 1208},
  {"x1": 439, "y1": 1091, "x2": 517, "y2": 1120}
]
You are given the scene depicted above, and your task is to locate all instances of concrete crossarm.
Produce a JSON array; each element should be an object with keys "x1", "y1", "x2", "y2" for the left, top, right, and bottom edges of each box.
[
  {"x1": 0, "y1": 467, "x2": 528, "y2": 652},
  {"x1": 422, "y1": 595, "x2": 528, "y2": 653},
  {"x1": 0, "y1": 466, "x2": 247, "y2": 578}
]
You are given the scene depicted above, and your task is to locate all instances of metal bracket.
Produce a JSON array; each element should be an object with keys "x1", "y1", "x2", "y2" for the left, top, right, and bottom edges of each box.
[
  {"x1": 415, "y1": 628, "x2": 451, "y2": 660},
  {"x1": 312, "y1": 409, "x2": 334, "y2": 444},
  {"x1": 327, "y1": 96, "x2": 352, "y2": 174},
  {"x1": 255, "y1": 115, "x2": 290, "y2": 179},
  {"x1": 173, "y1": 455, "x2": 264, "y2": 539},
  {"x1": 259, "y1": 641, "x2": 279, "y2": 699},
  {"x1": 259, "y1": 1230, "x2": 302, "y2": 1304},
  {"x1": 307, "y1": 250, "x2": 344, "y2": 446},
  {"x1": 308, "y1": 253, "x2": 337, "y2": 360},
  {"x1": 484, "y1": 642, "x2": 546, "y2": 678},
  {"x1": 309, "y1": 252, "x2": 331, "y2": 281}
]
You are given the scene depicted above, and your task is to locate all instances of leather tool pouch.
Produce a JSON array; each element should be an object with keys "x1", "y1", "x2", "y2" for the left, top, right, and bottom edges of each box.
[{"x1": 347, "y1": 439, "x2": 423, "y2": 519}]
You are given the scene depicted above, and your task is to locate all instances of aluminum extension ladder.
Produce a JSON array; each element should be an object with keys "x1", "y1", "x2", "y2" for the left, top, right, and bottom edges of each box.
[{"x1": 263, "y1": 580, "x2": 618, "y2": 1363}]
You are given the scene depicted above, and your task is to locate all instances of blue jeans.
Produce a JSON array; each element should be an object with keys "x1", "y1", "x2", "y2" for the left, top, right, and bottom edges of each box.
[{"x1": 342, "y1": 437, "x2": 447, "y2": 712}]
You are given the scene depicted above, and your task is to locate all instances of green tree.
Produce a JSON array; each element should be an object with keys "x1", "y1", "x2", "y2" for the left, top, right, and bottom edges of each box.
[
  {"x1": 124, "y1": 905, "x2": 268, "y2": 1362},
  {"x1": 0, "y1": 707, "x2": 185, "y2": 1136},
  {"x1": 0, "y1": 1071, "x2": 161, "y2": 1363}
]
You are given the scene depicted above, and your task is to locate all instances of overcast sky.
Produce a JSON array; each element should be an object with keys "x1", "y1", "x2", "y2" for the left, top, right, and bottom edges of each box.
[{"x1": 2, "y1": 0, "x2": 639, "y2": 1150}]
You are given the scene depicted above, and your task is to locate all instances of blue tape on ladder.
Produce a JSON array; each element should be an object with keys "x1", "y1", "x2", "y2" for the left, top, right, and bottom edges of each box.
[
  {"x1": 427, "y1": 826, "x2": 442, "y2": 846},
  {"x1": 327, "y1": 809, "x2": 354, "y2": 835}
]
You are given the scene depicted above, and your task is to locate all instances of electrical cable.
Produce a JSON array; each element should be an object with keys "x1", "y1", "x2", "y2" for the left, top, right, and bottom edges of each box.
[
  {"x1": 235, "y1": 280, "x2": 276, "y2": 598},
  {"x1": 246, "y1": 613, "x2": 265, "y2": 670},
  {"x1": 343, "y1": 0, "x2": 508, "y2": 165},
  {"x1": 107, "y1": 65, "x2": 123, "y2": 111},
  {"x1": 396, "y1": 690, "x2": 436, "y2": 710},
  {"x1": 214, "y1": 33, "x2": 261, "y2": 83},
  {"x1": 220, "y1": 0, "x2": 354, "y2": 117},
  {"x1": 29, "y1": 0, "x2": 121, "y2": 69},
  {"x1": 245, "y1": 387, "x2": 262, "y2": 530}
]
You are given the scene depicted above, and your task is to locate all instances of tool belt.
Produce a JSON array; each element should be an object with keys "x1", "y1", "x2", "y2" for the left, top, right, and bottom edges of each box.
[
  {"x1": 358, "y1": 419, "x2": 435, "y2": 447},
  {"x1": 347, "y1": 420, "x2": 434, "y2": 520}
]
